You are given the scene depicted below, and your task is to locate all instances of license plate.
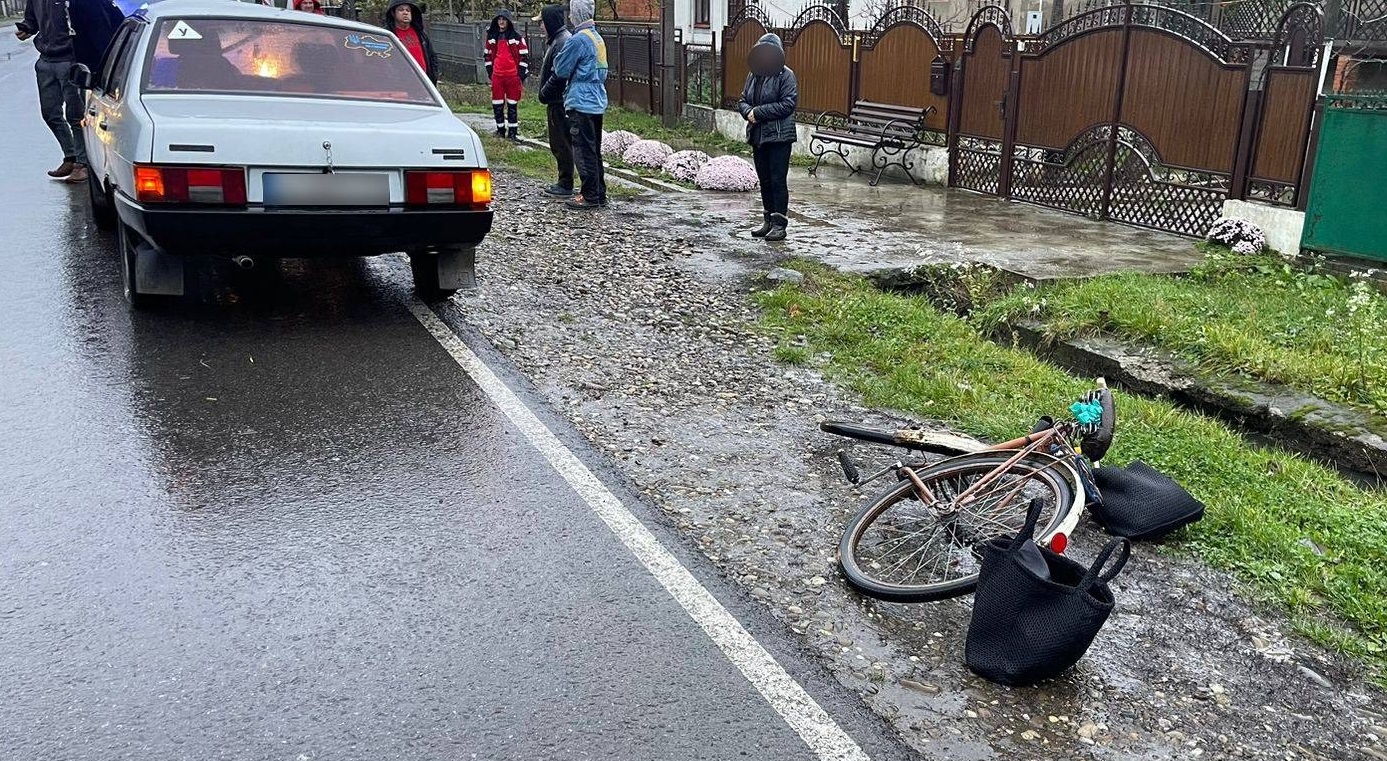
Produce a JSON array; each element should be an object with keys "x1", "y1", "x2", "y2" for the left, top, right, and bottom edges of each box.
[{"x1": 262, "y1": 172, "x2": 389, "y2": 207}]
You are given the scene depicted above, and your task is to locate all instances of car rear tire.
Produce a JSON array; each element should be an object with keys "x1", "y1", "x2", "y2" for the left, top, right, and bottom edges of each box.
[
  {"x1": 88, "y1": 172, "x2": 116, "y2": 231},
  {"x1": 409, "y1": 251, "x2": 459, "y2": 302},
  {"x1": 118, "y1": 222, "x2": 159, "y2": 309}
]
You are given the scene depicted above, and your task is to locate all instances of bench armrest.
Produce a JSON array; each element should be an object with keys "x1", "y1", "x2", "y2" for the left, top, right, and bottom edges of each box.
[{"x1": 875, "y1": 116, "x2": 913, "y2": 143}]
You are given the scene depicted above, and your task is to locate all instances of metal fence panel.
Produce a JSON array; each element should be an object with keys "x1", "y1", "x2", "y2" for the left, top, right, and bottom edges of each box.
[
  {"x1": 1302, "y1": 93, "x2": 1387, "y2": 260},
  {"x1": 432, "y1": 21, "x2": 548, "y2": 85}
]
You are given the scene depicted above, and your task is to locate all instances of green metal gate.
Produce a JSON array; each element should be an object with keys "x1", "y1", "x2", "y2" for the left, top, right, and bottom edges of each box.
[{"x1": 1302, "y1": 93, "x2": 1387, "y2": 262}]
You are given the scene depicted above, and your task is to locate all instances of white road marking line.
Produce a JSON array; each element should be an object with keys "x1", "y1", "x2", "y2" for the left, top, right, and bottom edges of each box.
[{"x1": 406, "y1": 298, "x2": 872, "y2": 761}]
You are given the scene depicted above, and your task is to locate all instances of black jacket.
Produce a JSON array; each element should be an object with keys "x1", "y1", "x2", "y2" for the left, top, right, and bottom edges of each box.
[
  {"x1": 382, "y1": 0, "x2": 439, "y2": 83},
  {"x1": 537, "y1": 4, "x2": 571, "y2": 105},
  {"x1": 20, "y1": 0, "x2": 76, "y2": 61},
  {"x1": 736, "y1": 33, "x2": 799, "y2": 146}
]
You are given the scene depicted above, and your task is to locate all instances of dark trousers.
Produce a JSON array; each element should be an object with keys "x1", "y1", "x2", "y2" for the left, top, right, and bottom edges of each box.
[
  {"x1": 753, "y1": 141, "x2": 792, "y2": 220},
  {"x1": 36, "y1": 58, "x2": 87, "y2": 165},
  {"x1": 568, "y1": 110, "x2": 606, "y2": 203},
  {"x1": 547, "y1": 103, "x2": 575, "y2": 190}
]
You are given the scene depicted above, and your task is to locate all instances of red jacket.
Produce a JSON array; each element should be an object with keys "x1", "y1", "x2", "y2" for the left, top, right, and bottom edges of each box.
[{"x1": 484, "y1": 14, "x2": 529, "y2": 80}]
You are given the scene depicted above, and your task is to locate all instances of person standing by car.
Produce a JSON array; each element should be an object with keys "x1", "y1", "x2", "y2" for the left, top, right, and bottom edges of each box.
[
  {"x1": 534, "y1": 3, "x2": 572, "y2": 196},
  {"x1": 543, "y1": 0, "x2": 607, "y2": 210},
  {"x1": 293, "y1": 0, "x2": 326, "y2": 14},
  {"x1": 70, "y1": 0, "x2": 124, "y2": 72},
  {"x1": 383, "y1": 0, "x2": 438, "y2": 84},
  {"x1": 737, "y1": 33, "x2": 798, "y2": 242},
  {"x1": 483, "y1": 10, "x2": 528, "y2": 140},
  {"x1": 16, "y1": 0, "x2": 121, "y2": 184}
]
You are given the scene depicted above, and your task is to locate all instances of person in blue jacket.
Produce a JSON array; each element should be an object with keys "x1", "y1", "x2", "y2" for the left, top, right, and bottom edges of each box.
[{"x1": 541, "y1": 0, "x2": 607, "y2": 210}]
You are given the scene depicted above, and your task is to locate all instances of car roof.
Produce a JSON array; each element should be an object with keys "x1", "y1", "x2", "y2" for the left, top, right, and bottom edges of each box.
[{"x1": 137, "y1": 0, "x2": 384, "y2": 35}]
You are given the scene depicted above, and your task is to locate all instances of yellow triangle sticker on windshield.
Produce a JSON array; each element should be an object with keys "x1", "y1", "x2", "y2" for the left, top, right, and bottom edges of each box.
[{"x1": 169, "y1": 21, "x2": 202, "y2": 41}]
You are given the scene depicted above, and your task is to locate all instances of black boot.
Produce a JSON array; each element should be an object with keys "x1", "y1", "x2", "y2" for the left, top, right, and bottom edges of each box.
[
  {"x1": 765, "y1": 213, "x2": 788, "y2": 242},
  {"x1": 507, "y1": 127, "x2": 519, "y2": 141},
  {"x1": 751, "y1": 214, "x2": 773, "y2": 238},
  {"x1": 495, "y1": 127, "x2": 506, "y2": 138}
]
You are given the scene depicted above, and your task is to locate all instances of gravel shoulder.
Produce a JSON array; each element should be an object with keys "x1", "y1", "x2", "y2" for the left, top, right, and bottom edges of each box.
[{"x1": 441, "y1": 170, "x2": 1387, "y2": 760}]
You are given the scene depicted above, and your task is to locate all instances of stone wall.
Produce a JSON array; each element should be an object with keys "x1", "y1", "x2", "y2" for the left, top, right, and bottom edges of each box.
[{"x1": 1220, "y1": 199, "x2": 1307, "y2": 256}]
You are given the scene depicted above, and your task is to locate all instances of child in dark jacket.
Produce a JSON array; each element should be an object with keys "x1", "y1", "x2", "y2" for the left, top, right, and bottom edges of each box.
[{"x1": 484, "y1": 11, "x2": 530, "y2": 140}]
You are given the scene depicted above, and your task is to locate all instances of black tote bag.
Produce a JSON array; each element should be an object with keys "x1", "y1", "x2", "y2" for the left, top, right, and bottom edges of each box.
[
  {"x1": 1090, "y1": 460, "x2": 1205, "y2": 540},
  {"x1": 965, "y1": 499, "x2": 1131, "y2": 686}
]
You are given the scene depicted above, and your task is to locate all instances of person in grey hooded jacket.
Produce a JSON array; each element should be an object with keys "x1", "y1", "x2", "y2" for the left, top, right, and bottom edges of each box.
[{"x1": 736, "y1": 33, "x2": 798, "y2": 241}]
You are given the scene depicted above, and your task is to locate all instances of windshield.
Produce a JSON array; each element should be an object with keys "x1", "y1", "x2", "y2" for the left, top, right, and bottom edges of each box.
[{"x1": 141, "y1": 17, "x2": 437, "y2": 105}]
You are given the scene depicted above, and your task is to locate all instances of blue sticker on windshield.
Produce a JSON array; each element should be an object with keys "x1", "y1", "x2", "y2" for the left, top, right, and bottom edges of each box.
[{"x1": 344, "y1": 34, "x2": 393, "y2": 58}]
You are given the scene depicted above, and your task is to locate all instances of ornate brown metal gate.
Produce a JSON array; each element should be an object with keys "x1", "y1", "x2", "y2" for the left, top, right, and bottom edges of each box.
[
  {"x1": 948, "y1": 7, "x2": 1015, "y2": 197},
  {"x1": 948, "y1": 2, "x2": 1323, "y2": 237}
]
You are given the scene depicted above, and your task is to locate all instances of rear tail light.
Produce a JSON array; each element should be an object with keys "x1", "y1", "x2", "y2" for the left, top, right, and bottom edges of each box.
[
  {"x1": 405, "y1": 170, "x2": 491, "y2": 208},
  {"x1": 135, "y1": 165, "x2": 246, "y2": 206}
]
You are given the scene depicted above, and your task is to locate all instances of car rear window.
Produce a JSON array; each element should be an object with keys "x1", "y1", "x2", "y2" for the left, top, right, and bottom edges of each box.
[{"x1": 141, "y1": 17, "x2": 437, "y2": 105}]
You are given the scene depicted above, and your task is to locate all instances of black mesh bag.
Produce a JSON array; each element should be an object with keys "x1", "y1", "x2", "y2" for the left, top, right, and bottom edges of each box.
[
  {"x1": 1090, "y1": 460, "x2": 1205, "y2": 540},
  {"x1": 965, "y1": 499, "x2": 1131, "y2": 687}
]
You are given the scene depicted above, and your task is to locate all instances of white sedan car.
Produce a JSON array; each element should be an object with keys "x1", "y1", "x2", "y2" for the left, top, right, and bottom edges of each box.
[{"x1": 74, "y1": 0, "x2": 492, "y2": 305}]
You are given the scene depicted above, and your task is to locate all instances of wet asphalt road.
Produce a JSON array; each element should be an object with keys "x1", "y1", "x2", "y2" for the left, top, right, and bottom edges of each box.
[{"x1": 0, "y1": 35, "x2": 913, "y2": 761}]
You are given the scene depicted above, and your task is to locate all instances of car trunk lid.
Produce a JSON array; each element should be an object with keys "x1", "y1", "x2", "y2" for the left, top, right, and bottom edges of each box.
[{"x1": 143, "y1": 95, "x2": 481, "y2": 170}]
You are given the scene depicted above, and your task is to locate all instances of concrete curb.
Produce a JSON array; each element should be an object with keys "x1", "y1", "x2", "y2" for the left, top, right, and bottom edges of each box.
[{"x1": 1001, "y1": 320, "x2": 1387, "y2": 479}]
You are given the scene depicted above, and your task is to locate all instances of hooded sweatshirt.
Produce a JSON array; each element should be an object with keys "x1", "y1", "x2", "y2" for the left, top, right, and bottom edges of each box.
[
  {"x1": 536, "y1": 4, "x2": 572, "y2": 106},
  {"x1": 736, "y1": 33, "x2": 799, "y2": 146},
  {"x1": 382, "y1": 0, "x2": 438, "y2": 83},
  {"x1": 19, "y1": 0, "x2": 77, "y2": 61},
  {"x1": 550, "y1": 0, "x2": 608, "y2": 115},
  {"x1": 484, "y1": 11, "x2": 529, "y2": 80}
]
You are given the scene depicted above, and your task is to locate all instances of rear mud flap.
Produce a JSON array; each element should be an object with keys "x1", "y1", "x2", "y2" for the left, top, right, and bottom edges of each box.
[
  {"x1": 135, "y1": 242, "x2": 185, "y2": 296},
  {"x1": 437, "y1": 246, "x2": 477, "y2": 291}
]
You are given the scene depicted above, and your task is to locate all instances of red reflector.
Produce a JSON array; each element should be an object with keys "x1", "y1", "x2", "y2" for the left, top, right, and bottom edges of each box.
[
  {"x1": 186, "y1": 168, "x2": 223, "y2": 187},
  {"x1": 1049, "y1": 533, "x2": 1068, "y2": 554}
]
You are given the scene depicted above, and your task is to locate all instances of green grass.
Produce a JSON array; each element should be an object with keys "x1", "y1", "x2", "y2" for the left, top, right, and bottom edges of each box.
[
  {"x1": 472, "y1": 128, "x2": 642, "y2": 199},
  {"x1": 978, "y1": 246, "x2": 1387, "y2": 417},
  {"x1": 443, "y1": 81, "x2": 754, "y2": 156},
  {"x1": 442, "y1": 80, "x2": 816, "y2": 178},
  {"x1": 757, "y1": 261, "x2": 1387, "y2": 680}
]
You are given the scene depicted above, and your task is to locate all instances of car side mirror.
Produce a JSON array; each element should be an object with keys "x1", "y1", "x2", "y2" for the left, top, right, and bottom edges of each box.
[{"x1": 70, "y1": 63, "x2": 95, "y2": 91}]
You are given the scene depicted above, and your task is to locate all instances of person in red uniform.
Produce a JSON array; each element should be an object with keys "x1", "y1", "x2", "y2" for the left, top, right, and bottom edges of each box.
[
  {"x1": 382, "y1": 0, "x2": 438, "y2": 84},
  {"x1": 293, "y1": 0, "x2": 326, "y2": 14},
  {"x1": 483, "y1": 10, "x2": 529, "y2": 140}
]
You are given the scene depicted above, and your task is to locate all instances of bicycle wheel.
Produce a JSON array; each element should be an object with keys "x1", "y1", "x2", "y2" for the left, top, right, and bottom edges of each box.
[{"x1": 838, "y1": 451, "x2": 1080, "y2": 603}]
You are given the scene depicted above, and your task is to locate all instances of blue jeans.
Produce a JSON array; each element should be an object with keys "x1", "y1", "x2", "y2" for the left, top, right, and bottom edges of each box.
[{"x1": 35, "y1": 58, "x2": 88, "y2": 166}]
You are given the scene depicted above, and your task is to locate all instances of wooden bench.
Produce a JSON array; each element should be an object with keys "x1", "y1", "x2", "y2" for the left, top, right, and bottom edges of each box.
[{"x1": 808, "y1": 101, "x2": 937, "y2": 187}]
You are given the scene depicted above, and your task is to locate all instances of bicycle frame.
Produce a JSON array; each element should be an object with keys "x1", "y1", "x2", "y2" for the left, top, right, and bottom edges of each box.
[{"x1": 897, "y1": 424, "x2": 1088, "y2": 553}]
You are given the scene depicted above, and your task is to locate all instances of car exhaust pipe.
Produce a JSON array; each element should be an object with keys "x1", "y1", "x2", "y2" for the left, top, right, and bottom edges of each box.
[{"x1": 232, "y1": 255, "x2": 255, "y2": 270}]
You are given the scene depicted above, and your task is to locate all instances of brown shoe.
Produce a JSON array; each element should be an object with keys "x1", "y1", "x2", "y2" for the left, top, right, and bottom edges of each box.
[
  {"x1": 64, "y1": 165, "x2": 90, "y2": 184},
  {"x1": 48, "y1": 160, "x2": 76, "y2": 178}
]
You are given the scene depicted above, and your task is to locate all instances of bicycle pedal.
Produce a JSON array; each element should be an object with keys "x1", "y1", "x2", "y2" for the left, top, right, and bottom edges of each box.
[{"x1": 837, "y1": 449, "x2": 861, "y2": 485}]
